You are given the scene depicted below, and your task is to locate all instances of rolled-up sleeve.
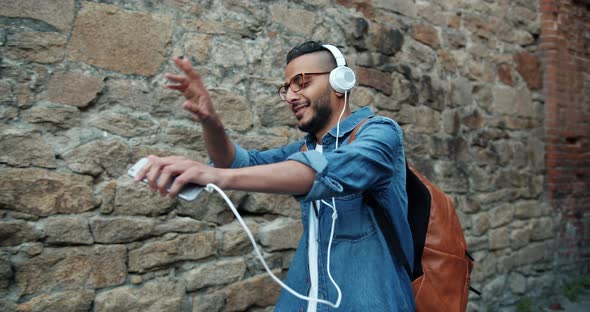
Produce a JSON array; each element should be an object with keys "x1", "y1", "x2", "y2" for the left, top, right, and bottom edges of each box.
[
  {"x1": 287, "y1": 150, "x2": 344, "y2": 200},
  {"x1": 288, "y1": 117, "x2": 404, "y2": 202},
  {"x1": 229, "y1": 142, "x2": 251, "y2": 168}
]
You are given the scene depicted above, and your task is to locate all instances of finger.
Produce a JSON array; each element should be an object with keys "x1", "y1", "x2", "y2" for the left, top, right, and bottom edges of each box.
[
  {"x1": 134, "y1": 159, "x2": 151, "y2": 182},
  {"x1": 164, "y1": 84, "x2": 186, "y2": 91},
  {"x1": 164, "y1": 73, "x2": 186, "y2": 83},
  {"x1": 177, "y1": 57, "x2": 201, "y2": 82},
  {"x1": 167, "y1": 171, "x2": 191, "y2": 199},
  {"x1": 145, "y1": 156, "x2": 163, "y2": 192},
  {"x1": 157, "y1": 165, "x2": 176, "y2": 197}
]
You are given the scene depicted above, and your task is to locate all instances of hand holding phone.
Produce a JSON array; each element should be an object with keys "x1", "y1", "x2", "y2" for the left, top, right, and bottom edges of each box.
[{"x1": 128, "y1": 157, "x2": 203, "y2": 201}]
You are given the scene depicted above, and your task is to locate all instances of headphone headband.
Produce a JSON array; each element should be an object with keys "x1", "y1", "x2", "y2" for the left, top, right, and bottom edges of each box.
[{"x1": 322, "y1": 44, "x2": 347, "y2": 67}]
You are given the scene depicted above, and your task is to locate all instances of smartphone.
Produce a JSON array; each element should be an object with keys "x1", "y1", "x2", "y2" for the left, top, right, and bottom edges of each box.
[{"x1": 127, "y1": 157, "x2": 204, "y2": 201}]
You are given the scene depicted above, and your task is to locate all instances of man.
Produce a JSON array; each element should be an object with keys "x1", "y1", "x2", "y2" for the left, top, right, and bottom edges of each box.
[{"x1": 136, "y1": 41, "x2": 415, "y2": 311}]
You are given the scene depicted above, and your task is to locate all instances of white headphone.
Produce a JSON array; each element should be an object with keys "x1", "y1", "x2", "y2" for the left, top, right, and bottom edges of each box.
[{"x1": 322, "y1": 44, "x2": 356, "y2": 93}]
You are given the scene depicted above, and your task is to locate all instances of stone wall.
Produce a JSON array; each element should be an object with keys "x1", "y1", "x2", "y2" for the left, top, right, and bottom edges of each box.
[{"x1": 0, "y1": 0, "x2": 586, "y2": 311}]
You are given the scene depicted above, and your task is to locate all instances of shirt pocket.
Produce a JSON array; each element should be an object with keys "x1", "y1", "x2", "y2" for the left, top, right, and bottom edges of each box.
[{"x1": 332, "y1": 193, "x2": 377, "y2": 243}]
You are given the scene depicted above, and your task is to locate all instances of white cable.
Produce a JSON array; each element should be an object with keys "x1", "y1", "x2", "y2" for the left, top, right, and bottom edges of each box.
[{"x1": 204, "y1": 183, "x2": 342, "y2": 308}]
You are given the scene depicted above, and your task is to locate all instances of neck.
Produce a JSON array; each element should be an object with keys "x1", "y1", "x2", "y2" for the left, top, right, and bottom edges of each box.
[{"x1": 314, "y1": 109, "x2": 351, "y2": 144}]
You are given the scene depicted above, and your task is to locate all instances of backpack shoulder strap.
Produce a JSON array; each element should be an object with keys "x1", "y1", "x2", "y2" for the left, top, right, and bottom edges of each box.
[
  {"x1": 347, "y1": 118, "x2": 370, "y2": 143},
  {"x1": 347, "y1": 117, "x2": 413, "y2": 278}
]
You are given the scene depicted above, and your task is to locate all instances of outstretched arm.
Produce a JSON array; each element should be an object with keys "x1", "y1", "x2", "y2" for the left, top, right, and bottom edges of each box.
[
  {"x1": 134, "y1": 155, "x2": 315, "y2": 198},
  {"x1": 164, "y1": 56, "x2": 235, "y2": 168}
]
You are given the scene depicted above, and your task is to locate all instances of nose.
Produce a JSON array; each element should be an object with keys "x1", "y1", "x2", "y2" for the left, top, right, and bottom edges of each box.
[{"x1": 285, "y1": 87, "x2": 300, "y2": 104}]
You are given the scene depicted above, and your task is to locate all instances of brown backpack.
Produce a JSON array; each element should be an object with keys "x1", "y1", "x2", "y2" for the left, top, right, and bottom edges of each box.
[{"x1": 304, "y1": 118, "x2": 477, "y2": 311}]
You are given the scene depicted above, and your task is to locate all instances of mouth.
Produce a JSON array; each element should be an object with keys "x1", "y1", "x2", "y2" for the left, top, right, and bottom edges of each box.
[{"x1": 292, "y1": 102, "x2": 309, "y2": 119}]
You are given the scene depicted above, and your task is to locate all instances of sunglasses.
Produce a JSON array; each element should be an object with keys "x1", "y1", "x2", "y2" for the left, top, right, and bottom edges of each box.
[{"x1": 278, "y1": 72, "x2": 330, "y2": 101}]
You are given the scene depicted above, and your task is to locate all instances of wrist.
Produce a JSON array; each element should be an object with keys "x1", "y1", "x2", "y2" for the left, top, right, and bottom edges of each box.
[{"x1": 214, "y1": 168, "x2": 233, "y2": 190}]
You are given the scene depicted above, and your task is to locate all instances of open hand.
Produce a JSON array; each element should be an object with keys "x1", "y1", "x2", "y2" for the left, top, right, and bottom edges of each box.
[{"x1": 165, "y1": 57, "x2": 218, "y2": 125}]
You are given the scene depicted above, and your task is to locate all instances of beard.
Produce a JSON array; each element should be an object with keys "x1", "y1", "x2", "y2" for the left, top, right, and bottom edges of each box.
[{"x1": 298, "y1": 87, "x2": 332, "y2": 135}]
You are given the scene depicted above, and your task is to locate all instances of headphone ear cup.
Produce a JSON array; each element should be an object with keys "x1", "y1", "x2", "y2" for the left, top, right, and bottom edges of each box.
[{"x1": 329, "y1": 66, "x2": 356, "y2": 93}]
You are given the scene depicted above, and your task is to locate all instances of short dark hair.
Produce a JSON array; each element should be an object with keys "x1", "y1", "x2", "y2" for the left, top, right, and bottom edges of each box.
[{"x1": 286, "y1": 41, "x2": 337, "y2": 68}]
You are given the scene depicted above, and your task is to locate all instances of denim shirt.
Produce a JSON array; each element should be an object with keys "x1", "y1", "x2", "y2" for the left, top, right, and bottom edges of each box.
[{"x1": 229, "y1": 107, "x2": 415, "y2": 311}]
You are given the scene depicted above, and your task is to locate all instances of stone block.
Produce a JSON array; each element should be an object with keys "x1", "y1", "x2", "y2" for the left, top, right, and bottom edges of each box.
[
  {"x1": 449, "y1": 77, "x2": 473, "y2": 107},
  {"x1": 232, "y1": 134, "x2": 289, "y2": 152},
  {"x1": 270, "y1": 5, "x2": 316, "y2": 35},
  {"x1": 209, "y1": 88, "x2": 254, "y2": 132},
  {"x1": 45, "y1": 217, "x2": 93, "y2": 245},
  {"x1": 153, "y1": 217, "x2": 208, "y2": 236},
  {"x1": 160, "y1": 121, "x2": 205, "y2": 151},
  {"x1": 113, "y1": 180, "x2": 175, "y2": 216},
  {"x1": 0, "y1": 127, "x2": 56, "y2": 168},
  {"x1": 192, "y1": 291, "x2": 225, "y2": 312},
  {"x1": 514, "y1": 200, "x2": 541, "y2": 219},
  {"x1": 355, "y1": 67, "x2": 393, "y2": 96},
  {"x1": 0, "y1": 220, "x2": 42, "y2": 247},
  {"x1": 488, "y1": 227, "x2": 510, "y2": 250},
  {"x1": 510, "y1": 226, "x2": 531, "y2": 249},
  {"x1": 89, "y1": 111, "x2": 158, "y2": 138},
  {"x1": 63, "y1": 140, "x2": 131, "y2": 178},
  {"x1": 101, "y1": 78, "x2": 181, "y2": 116},
  {"x1": 438, "y1": 49, "x2": 458, "y2": 72},
  {"x1": 67, "y1": 2, "x2": 173, "y2": 76},
  {"x1": 470, "y1": 250, "x2": 495, "y2": 281},
  {"x1": 224, "y1": 272, "x2": 282, "y2": 312},
  {"x1": 0, "y1": 256, "x2": 12, "y2": 289},
  {"x1": 442, "y1": 29, "x2": 467, "y2": 49},
  {"x1": 482, "y1": 275, "x2": 507, "y2": 299},
  {"x1": 488, "y1": 204, "x2": 514, "y2": 228},
  {"x1": 372, "y1": 26, "x2": 404, "y2": 56},
  {"x1": 432, "y1": 160, "x2": 468, "y2": 193},
  {"x1": 94, "y1": 277, "x2": 184, "y2": 312},
  {"x1": 413, "y1": 105, "x2": 441, "y2": 133},
  {"x1": 128, "y1": 232, "x2": 217, "y2": 272},
  {"x1": 21, "y1": 102, "x2": 81, "y2": 129},
  {"x1": 373, "y1": 0, "x2": 416, "y2": 17},
  {"x1": 257, "y1": 218, "x2": 302, "y2": 252},
  {"x1": 177, "y1": 190, "x2": 245, "y2": 225},
  {"x1": 46, "y1": 71, "x2": 104, "y2": 107},
  {"x1": 530, "y1": 217, "x2": 554, "y2": 241},
  {"x1": 0, "y1": 168, "x2": 97, "y2": 216},
  {"x1": 0, "y1": 0, "x2": 75, "y2": 31},
  {"x1": 183, "y1": 258, "x2": 246, "y2": 291},
  {"x1": 412, "y1": 24, "x2": 440, "y2": 49},
  {"x1": 16, "y1": 290, "x2": 94, "y2": 312},
  {"x1": 183, "y1": 33, "x2": 212, "y2": 62},
  {"x1": 465, "y1": 235, "x2": 488, "y2": 252},
  {"x1": 508, "y1": 272, "x2": 526, "y2": 294},
  {"x1": 90, "y1": 217, "x2": 155, "y2": 244},
  {"x1": 242, "y1": 193, "x2": 300, "y2": 218},
  {"x1": 471, "y1": 212, "x2": 490, "y2": 236},
  {"x1": 491, "y1": 86, "x2": 535, "y2": 118},
  {"x1": 220, "y1": 219, "x2": 260, "y2": 257},
  {"x1": 209, "y1": 38, "x2": 251, "y2": 68},
  {"x1": 15, "y1": 245, "x2": 127, "y2": 296},
  {"x1": 516, "y1": 242, "x2": 549, "y2": 266},
  {"x1": 5, "y1": 31, "x2": 67, "y2": 63}
]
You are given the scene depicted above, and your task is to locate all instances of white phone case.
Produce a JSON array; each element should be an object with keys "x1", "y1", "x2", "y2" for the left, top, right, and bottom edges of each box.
[{"x1": 127, "y1": 157, "x2": 203, "y2": 201}]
